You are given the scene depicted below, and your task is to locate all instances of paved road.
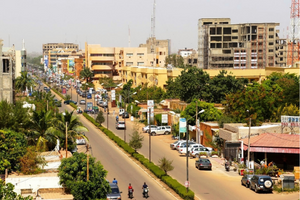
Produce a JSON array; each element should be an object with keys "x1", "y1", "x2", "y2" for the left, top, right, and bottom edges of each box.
[
  {"x1": 45, "y1": 85, "x2": 177, "y2": 200},
  {"x1": 53, "y1": 83, "x2": 299, "y2": 200}
]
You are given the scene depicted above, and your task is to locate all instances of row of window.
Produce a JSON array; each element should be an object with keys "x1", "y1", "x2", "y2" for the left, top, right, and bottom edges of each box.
[
  {"x1": 126, "y1": 53, "x2": 145, "y2": 56},
  {"x1": 90, "y1": 54, "x2": 114, "y2": 57},
  {"x1": 126, "y1": 62, "x2": 145, "y2": 66}
]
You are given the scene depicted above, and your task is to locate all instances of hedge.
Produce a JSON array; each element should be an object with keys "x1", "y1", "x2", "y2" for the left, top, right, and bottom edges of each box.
[{"x1": 47, "y1": 82, "x2": 195, "y2": 200}]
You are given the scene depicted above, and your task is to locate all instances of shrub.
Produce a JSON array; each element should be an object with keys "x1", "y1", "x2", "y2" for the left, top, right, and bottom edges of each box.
[
  {"x1": 199, "y1": 152, "x2": 208, "y2": 157},
  {"x1": 70, "y1": 103, "x2": 77, "y2": 109},
  {"x1": 161, "y1": 176, "x2": 194, "y2": 200},
  {"x1": 211, "y1": 151, "x2": 218, "y2": 156}
]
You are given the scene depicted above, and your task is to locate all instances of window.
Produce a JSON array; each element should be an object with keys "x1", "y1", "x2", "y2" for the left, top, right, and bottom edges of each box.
[
  {"x1": 232, "y1": 29, "x2": 238, "y2": 33},
  {"x1": 268, "y1": 49, "x2": 273, "y2": 52},
  {"x1": 126, "y1": 62, "x2": 133, "y2": 66},
  {"x1": 269, "y1": 28, "x2": 274, "y2": 32},
  {"x1": 269, "y1": 35, "x2": 274, "y2": 39},
  {"x1": 137, "y1": 53, "x2": 144, "y2": 56},
  {"x1": 232, "y1": 36, "x2": 238, "y2": 39},
  {"x1": 126, "y1": 53, "x2": 133, "y2": 56},
  {"x1": 269, "y1": 42, "x2": 274, "y2": 46},
  {"x1": 137, "y1": 62, "x2": 144, "y2": 66}
]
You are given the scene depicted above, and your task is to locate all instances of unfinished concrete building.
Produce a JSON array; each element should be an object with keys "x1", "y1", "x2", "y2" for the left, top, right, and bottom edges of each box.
[
  {"x1": 0, "y1": 39, "x2": 15, "y2": 103},
  {"x1": 42, "y1": 43, "x2": 79, "y2": 55},
  {"x1": 198, "y1": 18, "x2": 287, "y2": 69}
]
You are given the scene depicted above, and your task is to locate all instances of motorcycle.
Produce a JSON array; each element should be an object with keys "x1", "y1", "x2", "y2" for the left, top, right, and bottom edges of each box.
[
  {"x1": 143, "y1": 187, "x2": 149, "y2": 198},
  {"x1": 128, "y1": 189, "x2": 133, "y2": 199},
  {"x1": 225, "y1": 161, "x2": 230, "y2": 171}
]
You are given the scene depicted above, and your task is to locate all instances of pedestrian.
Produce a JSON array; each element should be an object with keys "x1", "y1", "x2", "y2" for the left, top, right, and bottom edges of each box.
[
  {"x1": 113, "y1": 110, "x2": 115, "y2": 116},
  {"x1": 112, "y1": 178, "x2": 118, "y2": 184}
]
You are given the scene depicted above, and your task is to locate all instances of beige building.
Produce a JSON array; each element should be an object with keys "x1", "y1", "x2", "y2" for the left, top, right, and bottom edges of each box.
[
  {"x1": 139, "y1": 37, "x2": 170, "y2": 55},
  {"x1": 42, "y1": 43, "x2": 79, "y2": 55},
  {"x1": 198, "y1": 18, "x2": 287, "y2": 69},
  {"x1": 84, "y1": 43, "x2": 168, "y2": 86}
]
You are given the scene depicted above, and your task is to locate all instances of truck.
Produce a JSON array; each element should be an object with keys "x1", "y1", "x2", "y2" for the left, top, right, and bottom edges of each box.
[{"x1": 84, "y1": 102, "x2": 94, "y2": 113}]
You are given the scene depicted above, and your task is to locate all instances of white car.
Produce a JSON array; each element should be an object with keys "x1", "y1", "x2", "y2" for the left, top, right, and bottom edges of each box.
[
  {"x1": 175, "y1": 141, "x2": 196, "y2": 151},
  {"x1": 142, "y1": 125, "x2": 157, "y2": 133},
  {"x1": 76, "y1": 138, "x2": 86, "y2": 145},
  {"x1": 179, "y1": 143, "x2": 204, "y2": 155},
  {"x1": 80, "y1": 100, "x2": 86, "y2": 105},
  {"x1": 119, "y1": 109, "x2": 125, "y2": 116},
  {"x1": 116, "y1": 121, "x2": 126, "y2": 129},
  {"x1": 189, "y1": 147, "x2": 211, "y2": 158},
  {"x1": 149, "y1": 126, "x2": 172, "y2": 136}
]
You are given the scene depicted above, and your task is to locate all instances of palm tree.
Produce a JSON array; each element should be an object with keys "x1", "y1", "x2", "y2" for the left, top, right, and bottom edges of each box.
[
  {"x1": 29, "y1": 110, "x2": 60, "y2": 151},
  {"x1": 15, "y1": 71, "x2": 35, "y2": 95},
  {"x1": 80, "y1": 67, "x2": 93, "y2": 83},
  {"x1": 53, "y1": 110, "x2": 89, "y2": 150}
]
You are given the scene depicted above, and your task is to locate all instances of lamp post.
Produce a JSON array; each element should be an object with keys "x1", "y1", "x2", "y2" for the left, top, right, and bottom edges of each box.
[
  {"x1": 185, "y1": 109, "x2": 205, "y2": 193},
  {"x1": 247, "y1": 110, "x2": 251, "y2": 170}
]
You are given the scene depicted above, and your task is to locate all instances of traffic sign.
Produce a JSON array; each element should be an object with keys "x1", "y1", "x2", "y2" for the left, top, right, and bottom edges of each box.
[{"x1": 185, "y1": 181, "x2": 190, "y2": 188}]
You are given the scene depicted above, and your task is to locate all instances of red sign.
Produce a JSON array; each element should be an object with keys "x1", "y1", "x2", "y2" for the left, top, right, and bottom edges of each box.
[
  {"x1": 184, "y1": 181, "x2": 190, "y2": 188},
  {"x1": 62, "y1": 88, "x2": 66, "y2": 94}
]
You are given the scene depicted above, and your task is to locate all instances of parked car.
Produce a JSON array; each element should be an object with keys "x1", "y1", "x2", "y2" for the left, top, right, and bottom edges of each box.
[
  {"x1": 142, "y1": 125, "x2": 157, "y2": 133},
  {"x1": 81, "y1": 92, "x2": 87, "y2": 97},
  {"x1": 43, "y1": 87, "x2": 48, "y2": 90},
  {"x1": 87, "y1": 93, "x2": 92, "y2": 99},
  {"x1": 122, "y1": 112, "x2": 130, "y2": 118},
  {"x1": 149, "y1": 126, "x2": 171, "y2": 136},
  {"x1": 97, "y1": 100, "x2": 104, "y2": 107},
  {"x1": 63, "y1": 100, "x2": 77, "y2": 105},
  {"x1": 119, "y1": 109, "x2": 125, "y2": 116},
  {"x1": 107, "y1": 182, "x2": 122, "y2": 200},
  {"x1": 170, "y1": 140, "x2": 183, "y2": 150},
  {"x1": 249, "y1": 175, "x2": 273, "y2": 193},
  {"x1": 241, "y1": 174, "x2": 254, "y2": 188},
  {"x1": 80, "y1": 100, "x2": 86, "y2": 105},
  {"x1": 189, "y1": 147, "x2": 211, "y2": 158},
  {"x1": 116, "y1": 121, "x2": 126, "y2": 129},
  {"x1": 179, "y1": 143, "x2": 205, "y2": 155},
  {"x1": 178, "y1": 143, "x2": 201, "y2": 155},
  {"x1": 175, "y1": 141, "x2": 196, "y2": 151},
  {"x1": 195, "y1": 158, "x2": 212, "y2": 170}
]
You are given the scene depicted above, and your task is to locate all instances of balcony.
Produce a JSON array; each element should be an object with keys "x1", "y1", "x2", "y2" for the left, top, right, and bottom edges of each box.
[{"x1": 89, "y1": 56, "x2": 114, "y2": 61}]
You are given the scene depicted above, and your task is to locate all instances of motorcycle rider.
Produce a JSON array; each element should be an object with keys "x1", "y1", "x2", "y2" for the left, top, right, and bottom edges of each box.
[
  {"x1": 128, "y1": 183, "x2": 134, "y2": 197},
  {"x1": 142, "y1": 182, "x2": 148, "y2": 196}
]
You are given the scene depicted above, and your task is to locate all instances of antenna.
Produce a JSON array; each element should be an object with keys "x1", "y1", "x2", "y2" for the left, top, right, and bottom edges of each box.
[
  {"x1": 288, "y1": 0, "x2": 300, "y2": 66},
  {"x1": 128, "y1": 26, "x2": 131, "y2": 47},
  {"x1": 151, "y1": 0, "x2": 156, "y2": 64}
]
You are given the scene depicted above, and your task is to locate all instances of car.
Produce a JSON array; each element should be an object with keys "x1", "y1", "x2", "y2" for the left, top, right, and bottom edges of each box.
[
  {"x1": 43, "y1": 87, "x2": 48, "y2": 90},
  {"x1": 142, "y1": 125, "x2": 157, "y2": 133},
  {"x1": 87, "y1": 93, "x2": 92, "y2": 99},
  {"x1": 175, "y1": 141, "x2": 196, "y2": 151},
  {"x1": 241, "y1": 174, "x2": 254, "y2": 188},
  {"x1": 249, "y1": 175, "x2": 273, "y2": 193},
  {"x1": 116, "y1": 121, "x2": 126, "y2": 129},
  {"x1": 170, "y1": 140, "x2": 183, "y2": 150},
  {"x1": 180, "y1": 143, "x2": 205, "y2": 155},
  {"x1": 122, "y1": 112, "x2": 130, "y2": 118},
  {"x1": 80, "y1": 100, "x2": 86, "y2": 105},
  {"x1": 66, "y1": 84, "x2": 71, "y2": 88},
  {"x1": 189, "y1": 147, "x2": 211, "y2": 158},
  {"x1": 54, "y1": 99, "x2": 61, "y2": 107},
  {"x1": 178, "y1": 143, "x2": 201, "y2": 155},
  {"x1": 63, "y1": 100, "x2": 77, "y2": 105},
  {"x1": 97, "y1": 100, "x2": 104, "y2": 106},
  {"x1": 81, "y1": 92, "x2": 87, "y2": 97},
  {"x1": 107, "y1": 182, "x2": 122, "y2": 200},
  {"x1": 119, "y1": 109, "x2": 125, "y2": 116},
  {"x1": 195, "y1": 158, "x2": 212, "y2": 170},
  {"x1": 149, "y1": 126, "x2": 171, "y2": 136}
]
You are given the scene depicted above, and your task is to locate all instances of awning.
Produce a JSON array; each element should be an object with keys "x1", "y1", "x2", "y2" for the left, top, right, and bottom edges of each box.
[
  {"x1": 138, "y1": 109, "x2": 148, "y2": 115},
  {"x1": 248, "y1": 147, "x2": 300, "y2": 154}
]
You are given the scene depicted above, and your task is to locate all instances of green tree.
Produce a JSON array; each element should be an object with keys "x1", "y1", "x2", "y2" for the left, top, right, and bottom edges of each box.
[
  {"x1": 53, "y1": 110, "x2": 88, "y2": 151},
  {"x1": 271, "y1": 103, "x2": 300, "y2": 122},
  {"x1": 80, "y1": 67, "x2": 93, "y2": 83},
  {"x1": 58, "y1": 152, "x2": 110, "y2": 200},
  {"x1": 204, "y1": 70, "x2": 248, "y2": 103},
  {"x1": 99, "y1": 77, "x2": 117, "y2": 90},
  {"x1": 181, "y1": 99, "x2": 223, "y2": 125},
  {"x1": 96, "y1": 110, "x2": 105, "y2": 125},
  {"x1": 224, "y1": 83, "x2": 283, "y2": 126},
  {"x1": 15, "y1": 71, "x2": 35, "y2": 94},
  {"x1": 129, "y1": 127, "x2": 144, "y2": 152},
  {"x1": 134, "y1": 84, "x2": 166, "y2": 103},
  {"x1": 65, "y1": 94, "x2": 71, "y2": 100},
  {"x1": 0, "y1": 180, "x2": 33, "y2": 200},
  {"x1": 163, "y1": 78, "x2": 180, "y2": 99},
  {"x1": 0, "y1": 129, "x2": 28, "y2": 174},
  {"x1": 165, "y1": 54, "x2": 184, "y2": 68},
  {"x1": 158, "y1": 157, "x2": 174, "y2": 175}
]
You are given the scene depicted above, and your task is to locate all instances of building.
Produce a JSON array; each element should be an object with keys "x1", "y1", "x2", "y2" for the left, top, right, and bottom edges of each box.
[
  {"x1": 14, "y1": 39, "x2": 27, "y2": 79},
  {"x1": 139, "y1": 37, "x2": 170, "y2": 55},
  {"x1": 42, "y1": 43, "x2": 79, "y2": 55},
  {"x1": 198, "y1": 18, "x2": 287, "y2": 69},
  {"x1": 178, "y1": 48, "x2": 195, "y2": 57},
  {"x1": 84, "y1": 42, "x2": 168, "y2": 88},
  {"x1": 0, "y1": 39, "x2": 15, "y2": 103}
]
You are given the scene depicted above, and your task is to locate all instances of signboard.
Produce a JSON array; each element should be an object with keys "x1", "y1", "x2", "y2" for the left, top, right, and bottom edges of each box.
[
  {"x1": 147, "y1": 100, "x2": 154, "y2": 124},
  {"x1": 179, "y1": 118, "x2": 187, "y2": 133},
  {"x1": 189, "y1": 125, "x2": 193, "y2": 131},
  {"x1": 119, "y1": 94, "x2": 122, "y2": 103},
  {"x1": 184, "y1": 181, "x2": 190, "y2": 188},
  {"x1": 281, "y1": 116, "x2": 300, "y2": 127},
  {"x1": 161, "y1": 114, "x2": 168, "y2": 124},
  {"x1": 67, "y1": 59, "x2": 75, "y2": 74},
  {"x1": 111, "y1": 90, "x2": 116, "y2": 101},
  {"x1": 62, "y1": 88, "x2": 66, "y2": 94},
  {"x1": 248, "y1": 161, "x2": 254, "y2": 170}
]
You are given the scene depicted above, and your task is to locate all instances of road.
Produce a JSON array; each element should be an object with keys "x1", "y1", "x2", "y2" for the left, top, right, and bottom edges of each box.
[
  {"x1": 46, "y1": 84, "x2": 177, "y2": 200},
  {"x1": 51, "y1": 83, "x2": 299, "y2": 200}
]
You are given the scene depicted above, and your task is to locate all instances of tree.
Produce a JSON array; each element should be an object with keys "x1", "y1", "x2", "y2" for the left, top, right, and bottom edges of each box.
[
  {"x1": 158, "y1": 157, "x2": 174, "y2": 175},
  {"x1": 15, "y1": 71, "x2": 34, "y2": 94},
  {"x1": 96, "y1": 110, "x2": 105, "y2": 125},
  {"x1": 0, "y1": 129, "x2": 28, "y2": 174},
  {"x1": 134, "y1": 84, "x2": 166, "y2": 103},
  {"x1": 204, "y1": 70, "x2": 248, "y2": 103},
  {"x1": 165, "y1": 54, "x2": 184, "y2": 68},
  {"x1": 79, "y1": 67, "x2": 93, "y2": 83},
  {"x1": 99, "y1": 77, "x2": 117, "y2": 90},
  {"x1": 129, "y1": 127, "x2": 144, "y2": 152},
  {"x1": 65, "y1": 94, "x2": 71, "y2": 100},
  {"x1": 0, "y1": 180, "x2": 33, "y2": 200},
  {"x1": 271, "y1": 103, "x2": 300, "y2": 122},
  {"x1": 163, "y1": 78, "x2": 180, "y2": 99},
  {"x1": 58, "y1": 152, "x2": 110, "y2": 200},
  {"x1": 19, "y1": 146, "x2": 46, "y2": 175},
  {"x1": 181, "y1": 99, "x2": 223, "y2": 125}
]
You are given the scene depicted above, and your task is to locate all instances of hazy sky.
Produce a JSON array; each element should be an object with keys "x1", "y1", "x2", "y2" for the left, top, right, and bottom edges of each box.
[{"x1": 0, "y1": 0, "x2": 292, "y2": 54}]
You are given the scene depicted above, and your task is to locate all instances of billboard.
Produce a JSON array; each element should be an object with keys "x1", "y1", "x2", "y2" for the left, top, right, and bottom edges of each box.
[
  {"x1": 44, "y1": 55, "x2": 48, "y2": 72},
  {"x1": 147, "y1": 100, "x2": 154, "y2": 124},
  {"x1": 67, "y1": 59, "x2": 75, "y2": 74}
]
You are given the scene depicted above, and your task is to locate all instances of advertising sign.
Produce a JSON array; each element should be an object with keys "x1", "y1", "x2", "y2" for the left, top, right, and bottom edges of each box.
[
  {"x1": 147, "y1": 100, "x2": 154, "y2": 124},
  {"x1": 281, "y1": 116, "x2": 300, "y2": 127},
  {"x1": 62, "y1": 88, "x2": 66, "y2": 94},
  {"x1": 161, "y1": 114, "x2": 168, "y2": 124},
  {"x1": 179, "y1": 118, "x2": 187, "y2": 133},
  {"x1": 119, "y1": 94, "x2": 122, "y2": 103},
  {"x1": 111, "y1": 90, "x2": 116, "y2": 101},
  {"x1": 67, "y1": 59, "x2": 75, "y2": 74}
]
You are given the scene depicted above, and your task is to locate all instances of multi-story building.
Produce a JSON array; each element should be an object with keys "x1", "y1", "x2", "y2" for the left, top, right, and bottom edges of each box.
[
  {"x1": 177, "y1": 48, "x2": 198, "y2": 66},
  {"x1": 139, "y1": 37, "x2": 170, "y2": 55},
  {"x1": 42, "y1": 43, "x2": 79, "y2": 55},
  {"x1": 198, "y1": 18, "x2": 287, "y2": 69},
  {"x1": 84, "y1": 43, "x2": 168, "y2": 85},
  {"x1": 0, "y1": 39, "x2": 15, "y2": 103}
]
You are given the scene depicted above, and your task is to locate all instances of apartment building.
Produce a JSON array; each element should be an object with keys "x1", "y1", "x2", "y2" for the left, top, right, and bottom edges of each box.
[
  {"x1": 139, "y1": 37, "x2": 170, "y2": 55},
  {"x1": 177, "y1": 48, "x2": 198, "y2": 66},
  {"x1": 198, "y1": 18, "x2": 286, "y2": 69},
  {"x1": 84, "y1": 43, "x2": 168, "y2": 83},
  {"x1": 42, "y1": 43, "x2": 79, "y2": 55}
]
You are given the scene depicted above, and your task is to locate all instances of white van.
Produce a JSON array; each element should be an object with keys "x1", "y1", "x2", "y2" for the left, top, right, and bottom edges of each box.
[{"x1": 119, "y1": 109, "x2": 125, "y2": 116}]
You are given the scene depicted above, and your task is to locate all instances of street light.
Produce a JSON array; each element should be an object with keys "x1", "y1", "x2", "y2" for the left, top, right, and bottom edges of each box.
[
  {"x1": 247, "y1": 110, "x2": 251, "y2": 171},
  {"x1": 185, "y1": 109, "x2": 205, "y2": 193}
]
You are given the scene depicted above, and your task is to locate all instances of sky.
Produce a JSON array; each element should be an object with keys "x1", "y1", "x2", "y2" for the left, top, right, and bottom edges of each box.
[{"x1": 0, "y1": 0, "x2": 292, "y2": 54}]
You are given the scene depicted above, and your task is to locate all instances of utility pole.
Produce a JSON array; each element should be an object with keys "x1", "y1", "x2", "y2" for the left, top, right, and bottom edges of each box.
[
  {"x1": 47, "y1": 100, "x2": 48, "y2": 111},
  {"x1": 87, "y1": 144, "x2": 89, "y2": 181},
  {"x1": 247, "y1": 117, "x2": 251, "y2": 169},
  {"x1": 196, "y1": 101, "x2": 198, "y2": 143},
  {"x1": 186, "y1": 120, "x2": 189, "y2": 193},
  {"x1": 65, "y1": 122, "x2": 68, "y2": 158},
  {"x1": 149, "y1": 108, "x2": 151, "y2": 162}
]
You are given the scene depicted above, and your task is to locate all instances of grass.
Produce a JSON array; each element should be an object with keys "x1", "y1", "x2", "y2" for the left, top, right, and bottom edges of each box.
[{"x1": 273, "y1": 184, "x2": 300, "y2": 193}]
